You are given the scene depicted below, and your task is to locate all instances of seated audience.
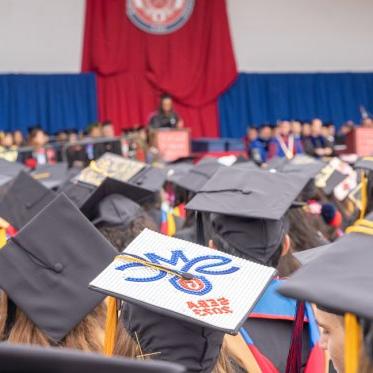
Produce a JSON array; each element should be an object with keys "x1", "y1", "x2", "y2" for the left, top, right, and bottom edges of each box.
[
  {"x1": 268, "y1": 120, "x2": 303, "y2": 159},
  {"x1": 0, "y1": 132, "x2": 18, "y2": 162},
  {"x1": 26, "y1": 127, "x2": 56, "y2": 167},
  {"x1": 335, "y1": 120, "x2": 354, "y2": 145},
  {"x1": 249, "y1": 124, "x2": 272, "y2": 166},
  {"x1": 303, "y1": 118, "x2": 333, "y2": 158}
]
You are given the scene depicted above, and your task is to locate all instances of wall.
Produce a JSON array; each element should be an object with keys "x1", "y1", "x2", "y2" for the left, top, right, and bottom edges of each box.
[
  {"x1": 0, "y1": 0, "x2": 372, "y2": 73},
  {"x1": 0, "y1": 0, "x2": 85, "y2": 73},
  {"x1": 227, "y1": 0, "x2": 373, "y2": 72}
]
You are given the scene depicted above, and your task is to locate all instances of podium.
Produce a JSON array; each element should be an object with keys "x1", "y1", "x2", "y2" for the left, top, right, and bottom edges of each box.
[
  {"x1": 150, "y1": 128, "x2": 191, "y2": 162},
  {"x1": 346, "y1": 128, "x2": 373, "y2": 156}
]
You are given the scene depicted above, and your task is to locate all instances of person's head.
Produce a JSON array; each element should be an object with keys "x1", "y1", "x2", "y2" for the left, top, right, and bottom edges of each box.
[
  {"x1": 311, "y1": 119, "x2": 323, "y2": 136},
  {"x1": 328, "y1": 123, "x2": 336, "y2": 137},
  {"x1": 340, "y1": 121, "x2": 354, "y2": 135},
  {"x1": 2, "y1": 133, "x2": 13, "y2": 148},
  {"x1": 56, "y1": 131, "x2": 68, "y2": 143},
  {"x1": 291, "y1": 121, "x2": 302, "y2": 136},
  {"x1": 247, "y1": 127, "x2": 258, "y2": 141},
  {"x1": 0, "y1": 291, "x2": 107, "y2": 351},
  {"x1": 259, "y1": 124, "x2": 272, "y2": 140},
  {"x1": 102, "y1": 121, "x2": 115, "y2": 138},
  {"x1": 362, "y1": 118, "x2": 373, "y2": 128},
  {"x1": 13, "y1": 130, "x2": 24, "y2": 147},
  {"x1": 68, "y1": 131, "x2": 78, "y2": 143},
  {"x1": 160, "y1": 94, "x2": 173, "y2": 114},
  {"x1": 93, "y1": 194, "x2": 159, "y2": 252},
  {"x1": 314, "y1": 307, "x2": 345, "y2": 373},
  {"x1": 28, "y1": 128, "x2": 47, "y2": 148},
  {"x1": 87, "y1": 123, "x2": 102, "y2": 138},
  {"x1": 321, "y1": 125, "x2": 329, "y2": 138},
  {"x1": 207, "y1": 213, "x2": 292, "y2": 275},
  {"x1": 279, "y1": 120, "x2": 291, "y2": 136},
  {"x1": 302, "y1": 122, "x2": 311, "y2": 137}
]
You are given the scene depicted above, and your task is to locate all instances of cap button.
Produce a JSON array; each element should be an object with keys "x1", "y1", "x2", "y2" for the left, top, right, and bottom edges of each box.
[
  {"x1": 54, "y1": 263, "x2": 64, "y2": 273},
  {"x1": 242, "y1": 188, "x2": 251, "y2": 194}
]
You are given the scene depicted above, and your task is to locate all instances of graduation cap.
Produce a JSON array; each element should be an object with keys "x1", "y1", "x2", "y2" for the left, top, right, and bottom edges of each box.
[
  {"x1": 173, "y1": 161, "x2": 225, "y2": 194},
  {"x1": 92, "y1": 194, "x2": 143, "y2": 228},
  {"x1": 279, "y1": 212, "x2": 373, "y2": 371},
  {"x1": 274, "y1": 155, "x2": 326, "y2": 179},
  {"x1": 165, "y1": 162, "x2": 194, "y2": 184},
  {"x1": 0, "y1": 343, "x2": 185, "y2": 373},
  {"x1": 90, "y1": 229, "x2": 276, "y2": 367},
  {"x1": 186, "y1": 168, "x2": 309, "y2": 220},
  {"x1": 31, "y1": 163, "x2": 72, "y2": 190},
  {"x1": 0, "y1": 171, "x2": 55, "y2": 230},
  {"x1": 0, "y1": 194, "x2": 117, "y2": 342},
  {"x1": 0, "y1": 158, "x2": 27, "y2": 179},
  {"x1": 354, "y1": 156, "x2": 373, "y2": 172},
  {"x1": 76, "y1": 153, "x2": 146, "y2": 187},
  {"x1": 185, "y1": 168, "x2": 309, "y2": 263}
]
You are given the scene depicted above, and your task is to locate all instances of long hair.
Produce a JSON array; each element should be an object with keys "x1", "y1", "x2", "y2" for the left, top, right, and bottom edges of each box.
[
  {"x1": 98, "y1": 212, "x2": 158, "y2": 252},
  {"x1": 0, "y1": 291, "x2": 106, "y2": 351}
]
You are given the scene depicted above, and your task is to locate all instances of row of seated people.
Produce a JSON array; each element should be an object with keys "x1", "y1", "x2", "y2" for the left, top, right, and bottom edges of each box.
[{"x1": 246, "y1": 118, "x2": 363, "y2": 166}]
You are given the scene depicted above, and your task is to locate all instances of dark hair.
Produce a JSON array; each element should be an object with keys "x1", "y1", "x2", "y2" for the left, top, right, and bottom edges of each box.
[
  {"x1": 160, "y1": 93, "x2": 171, "y2": 101},
  {"x1": 98, "y1": 213, "x2": 158, "y2": 252},
  {"x1": 102, "y1": 120, "x2": 112, "y2": 127},
  {"x1": 287, "y1": 208, "x2": 328, "y2": 252}
]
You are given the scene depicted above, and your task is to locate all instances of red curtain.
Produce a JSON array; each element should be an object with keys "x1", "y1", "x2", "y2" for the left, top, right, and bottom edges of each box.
[{"x1": 82, "y1": 0, "x2": 237, "y2": 137}]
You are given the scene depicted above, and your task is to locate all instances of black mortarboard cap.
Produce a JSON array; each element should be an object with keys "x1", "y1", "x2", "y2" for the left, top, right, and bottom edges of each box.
[
  {"x1": 354, "y1": 157, "x2": 373, "y2": 172},
  {"x1": 92, "y1": 194, "x2": 143, "y2": 227},
  {"x1": 272, "y1": 155, "x2": 326, "y2": 180},
  {"x1": 0, "y1": 158, "x2": 27, "y2": 178},
  {"x1": 31, "y1": 163, "x2": 71, "y2": 190},
  {"x1": 186, "y1": 168, "x2": 309, "y2": 262},
  {"x1": 165, "y1": 162, "x2": 194, "y2": 184},
  {"x1": 0, "y1": 194, "x2": 116, "y2": 341},
  {"x1": 279, "y1": 212, "x2": 373, "y2": 319},
  {"x1": 186, "y1": 168, "x2": 309, "y2": 220},
  {"x1": 0, "y1": 171, "x2": 55, "y2": 229},
  {"x1": 173, "y1": 161, "x2": 225, "y2": 193},
  {"x1": 0, "y1": 343, "x2": 185, "y2": 373}
]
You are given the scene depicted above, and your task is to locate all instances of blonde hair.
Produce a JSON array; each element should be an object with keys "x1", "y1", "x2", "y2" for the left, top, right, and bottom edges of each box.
[{"x1": 0, "y1": 291, "x2": 106, "y2": 352}]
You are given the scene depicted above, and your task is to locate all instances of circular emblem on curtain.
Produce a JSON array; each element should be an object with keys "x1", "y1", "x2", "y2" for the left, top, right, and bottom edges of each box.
[{"x1": 127, "y1": 0, "x2": 195, "y2": 34}]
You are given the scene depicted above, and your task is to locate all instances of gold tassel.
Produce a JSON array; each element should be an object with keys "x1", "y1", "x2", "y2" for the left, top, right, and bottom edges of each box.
[
  {"x1": 0, "y1": 228, "x2": 6, "y2": 249},
  {"x1": 360, "y1": 171, "x2": 368, "y2": 219},
  {"x1": 103, "y1": 296, "x2": 118, "y2": 356},
  {"x1": 344, "y1": 313, "x2": 361, "y2": 373}
]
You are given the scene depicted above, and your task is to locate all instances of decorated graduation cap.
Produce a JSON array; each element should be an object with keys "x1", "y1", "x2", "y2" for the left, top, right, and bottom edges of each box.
[
  {"x1": 0, "y1": 171, "x2": 55, "y2": 230},
  {"x1": 0, "y1": 194, "x2": 116, "y2": 342},
  {"x1": 353, "y1": 156, "x2": 373, "y2": 219},
  {"x1": 76, "y1": 152, "x2": 146, "y2": 186},
  {"x1": 173, "y1": 161, "x2": 225, "y2": 193},
  {"x1": 90, "y1": 228, "x2": 276, "y2": 369},
  {"x1": 92, "y1": 194, "x2": 143, "y2": 228},
  {"x1": 0, "y1": 343, "x2": 185, "y2": 373},
  {"x1": 185, "y1": 168, "x2": 309, "y2": 264},
  {"x1": 279, "y1": 212, "x2": 373, "y2": 373},
  {"x1": 72, "y1": 153, "x2": 166, "y2": 207},
  {"x1": 354, "y1": 156, "x2": 373, "y2": 172},
  {"x1": 31, "y1": 163, "x2": 73, "y2": 190}
]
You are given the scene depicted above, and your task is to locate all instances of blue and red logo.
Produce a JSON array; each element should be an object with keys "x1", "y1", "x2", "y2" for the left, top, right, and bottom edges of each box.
[
  {"x1": 115, "y1": 249, "x2": 240, "y2": 296},
  {"x1": 126, "y1": 0, "x2": 195, "y2": 34}
]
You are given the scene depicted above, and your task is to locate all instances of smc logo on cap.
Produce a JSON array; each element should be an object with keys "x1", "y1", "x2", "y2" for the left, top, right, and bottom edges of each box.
[{"x1": 127, "y1": 0, "x2": 195, "y2": 34}]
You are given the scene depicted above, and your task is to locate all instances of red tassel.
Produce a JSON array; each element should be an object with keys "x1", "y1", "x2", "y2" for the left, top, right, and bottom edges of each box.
[{"x1": 286, "y1": 301, "x2": 305, "y2": 373}]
